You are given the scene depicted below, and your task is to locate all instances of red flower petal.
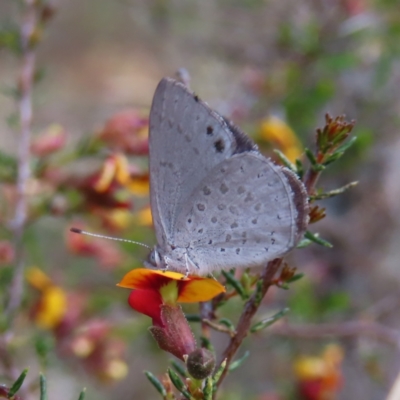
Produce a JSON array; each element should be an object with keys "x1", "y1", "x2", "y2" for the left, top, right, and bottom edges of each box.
[{"x1": 128, "y1": 290, "x2": 163, "y2": 327}]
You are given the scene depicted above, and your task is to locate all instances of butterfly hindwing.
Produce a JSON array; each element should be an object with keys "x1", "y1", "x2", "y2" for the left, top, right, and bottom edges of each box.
[{"x1": 173, "y1": 153, "x2": 308, "y2": 274}]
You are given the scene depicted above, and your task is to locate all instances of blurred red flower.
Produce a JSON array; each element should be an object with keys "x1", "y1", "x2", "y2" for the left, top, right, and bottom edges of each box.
[{"x1": 98, "y1": 110, "x2": 149, "y2": 155}]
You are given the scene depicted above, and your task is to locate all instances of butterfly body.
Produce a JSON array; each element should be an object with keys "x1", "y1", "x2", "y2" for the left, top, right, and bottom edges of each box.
[{"x1": 146, "y1": 78, "x2": 308, "y2": 275}]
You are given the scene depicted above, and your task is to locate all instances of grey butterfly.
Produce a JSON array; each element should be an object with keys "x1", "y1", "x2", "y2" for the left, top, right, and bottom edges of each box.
[{"x1": 145, "y1": 78, "x2": 308, "y2": 276}]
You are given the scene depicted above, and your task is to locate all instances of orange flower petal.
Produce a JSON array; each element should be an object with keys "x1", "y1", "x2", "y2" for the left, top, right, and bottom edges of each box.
[
  {"x1": 117, "y1": 268, "x2": 188, "y2": 291},
  {"x1": 178, "y1": 277, "x2": 225, "y2": 303},
  {"x1": 117, "y1": 268, "x2": 225, "y2": 303},
  {"x1": 94, "y1": 157, "x2": 117, "y2": 192}
]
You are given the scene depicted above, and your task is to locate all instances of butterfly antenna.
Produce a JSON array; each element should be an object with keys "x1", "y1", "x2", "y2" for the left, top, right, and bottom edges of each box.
[{"x1": 70, "y1": 227, "x2": 152, "y2": 250}]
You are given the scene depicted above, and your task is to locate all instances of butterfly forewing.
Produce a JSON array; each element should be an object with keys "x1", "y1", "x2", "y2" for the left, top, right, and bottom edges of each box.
[{"x1": 149, "y1": 78, "x2": 254, "y2": 249}]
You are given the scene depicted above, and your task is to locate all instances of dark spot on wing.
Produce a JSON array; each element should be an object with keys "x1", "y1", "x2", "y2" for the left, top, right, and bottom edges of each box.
[
  {"x1": 194, "y1": 94, "x2": 199, "y2": 102},
  {"x1": 214, "y1": 139, "x2": 225, "y2": 153},
  {"x1": 207, "y1": 126, "x2": 213, "y2": 135}
]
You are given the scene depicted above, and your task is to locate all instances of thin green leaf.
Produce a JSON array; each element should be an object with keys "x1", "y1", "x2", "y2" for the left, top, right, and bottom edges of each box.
[
  {"x1": 144, "y1": 371, "x2": 167, "y2": 398},
  {"x1": 305, "y1": 147, "x2": 317, "y2": 165},
  {"x1": 296, "y1": 237, "x2": 312, "y2": 248},
  {"x1": 0, "y1": 23, "x2": 21, "y2": 53},
  {"x1": 295, "y1": 159, "x2": 304, "y2": 179},
  {"x1": 323, "y1": 137, "x2": 357, "y2": 165},
  {"x1": 212, "y1": 359, "x2": 227, "y2": 385},
  {"x1": 277, "y1": 283, "x2": 290, "y2": 290},
  {"x1": 253, "y1": 279, "x2": 264, "y2": 307},
  {"x1": 170, "y1": 359, "x2": 188, "y2": 378},
  {"x1": 218, "y1": 318, "x2": 235, "y2": 331},
  {"x1": 40, "y1": 374, "x2": 48, "y2": 400},
  {"x1": 77, "y1": 388, "x2": 86, "y2": 400},
  {"x1": 8, "y1": 369, "x2": 28, "y2": 397},
  {"x1": 336, "y1": 136, "x2": 357, "y2": 153},
  {"x1": 286, "y1": 273, "x2": 304, "y2": 283},
  {"x1": 203, "y1": 377, "x2": 213, "y2": 400},
  {"x1": 221, "y1": 271, "x2": 248, "y2": 300},
  {"x1": 228, "y1": 351, "x2": 250, "y2": 371},
  {"x1": 310, "y1": 181, "x2": 358, "y2": 201},
  {"x1": 168, "y1": 369, "x2": 192, "y2": 399},
  {"x1": 200, "y1": 336, "x2": 215, "y2": 354},
  {"x1": 185, "y1": 314, "x2": 201, "y2": 322},
  {"x1": 250, "y1": 308, "x2": 290, "y2": 333},
  {"x1": 273, "y1": 150, "x2": 296, "y2": 171},
  {"x1": 304, "y1": 231, "x2": 333, "y2": 248}
]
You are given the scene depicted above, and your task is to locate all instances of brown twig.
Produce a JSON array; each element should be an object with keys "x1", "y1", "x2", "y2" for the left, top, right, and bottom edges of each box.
[
  {"x1": 6, "y1": 0, "x2": 38, "y2": 320},
  {"x1": 216, "y1": 258, "x2": 283, "y2": 386},
  {"x1": 214, "y1": 115, "x2": 356, "y2": 387}
]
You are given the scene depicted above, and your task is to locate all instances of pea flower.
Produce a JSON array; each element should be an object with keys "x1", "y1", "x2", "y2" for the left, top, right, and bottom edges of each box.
[
  {"x1": 118, "y1": 268, "x2": 225, "y2": 361},
  {"x1": 257, "y1": 116, "x2": 302, "y2": 162}
]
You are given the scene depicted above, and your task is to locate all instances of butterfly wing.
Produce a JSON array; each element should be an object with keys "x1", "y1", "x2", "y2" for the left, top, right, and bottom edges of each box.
[
  {"x1": 173, "y1": 152, "x2": 308, "y2": 274},
  {"x1": 149, "y1": 78, "x2": 256, "y2": 249}
]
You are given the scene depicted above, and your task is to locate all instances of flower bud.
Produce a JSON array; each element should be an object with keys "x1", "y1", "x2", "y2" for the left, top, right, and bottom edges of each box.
[{"x1": 186, "y1": 348, "x2": 216, "y2": 379}]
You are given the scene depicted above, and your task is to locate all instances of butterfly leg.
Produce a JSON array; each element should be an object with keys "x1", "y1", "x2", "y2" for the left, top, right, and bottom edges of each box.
[
  {"x1": 183, "y1": 253, "x2": 190, "y2": 279},
  {"x1": 183, "y1": 252, "x2": 200, "y2": 278},
  {"x1": 162, "y1": 256, "x2": 170, "y2": 273}
]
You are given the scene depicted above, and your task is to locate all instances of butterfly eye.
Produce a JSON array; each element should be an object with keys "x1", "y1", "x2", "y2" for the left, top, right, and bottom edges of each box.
[{"x1": 148, "y1": 248, "x2": 162, "y2": 267}]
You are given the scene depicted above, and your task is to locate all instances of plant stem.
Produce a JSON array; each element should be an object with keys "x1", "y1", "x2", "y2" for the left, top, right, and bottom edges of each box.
[
  {"x1": 216, "y1": 258, "x2": 282, "y2": 387},
  {"x1": 6, "y1": 0, "x2": 38, "y2": 320}
]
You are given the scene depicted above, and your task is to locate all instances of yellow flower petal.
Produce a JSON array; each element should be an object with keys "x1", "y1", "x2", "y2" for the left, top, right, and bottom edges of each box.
[
  {"x1": 114, "y1": 154, "x2": 131, "y2": 185},
  {"x1": 135, "y1": 206, "x2": 153, "y2": 226},
  {"x1": 35, "y1": 286, "x2": 67, "y2": 329},
  {"x1": 178, "y1": 277, "x2": 226, "y2": 303},
  {"x1": 105, "y1": 209, "x2": 133, "y2": 230},
  {"x1": 94, "y1": 157, "x2": 117, "y2": 192},
  {"x1": 26, "y1": 267, "x2": 52, "y2": 290},
  {"x1": 126, "y1": 179, "x2": 149, "y2": 196},
  {"x1": 258, "y1": 116, "x2": 302, "y2": 162}
]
